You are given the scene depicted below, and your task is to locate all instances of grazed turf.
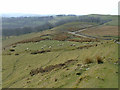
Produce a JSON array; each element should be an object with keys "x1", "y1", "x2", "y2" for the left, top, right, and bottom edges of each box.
[
  {"x1": 2, "y1": 20, "x2": 118, "y2": 88},
  {"x1": 2, "y1": 39, "x2": 118, "y2": 88}
]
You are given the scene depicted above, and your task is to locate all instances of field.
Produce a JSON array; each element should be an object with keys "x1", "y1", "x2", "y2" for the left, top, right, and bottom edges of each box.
[
  {"x1": 2, "y1": 15, "x2": 119, "y2": 88},
  {"x1": 77, "y1": 25, "x2": 118, "y2": 40},
  {"x1": 2, "y1": 39, "x2": 118, "y2": 88},
  {"x1": 79, "y1": 26, "x2": 118, "y2": 36}
]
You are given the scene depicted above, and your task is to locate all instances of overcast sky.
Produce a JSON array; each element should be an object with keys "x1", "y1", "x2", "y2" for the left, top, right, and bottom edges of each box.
[{"x1": 0, "y1": 0, "x2": 119, "y2": 15}]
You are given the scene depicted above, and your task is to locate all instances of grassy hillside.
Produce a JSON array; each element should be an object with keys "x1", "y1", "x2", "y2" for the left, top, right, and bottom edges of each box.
[
  {"x1": 2, "y1": 14, "x2": 117, "y2": 36},
  {"x1": 2, "y1": 15, "x2": 118, "y2": 88},
  {"x1": 79, "y1": 25, "x2": 118, "y2": 40},
  {"x1": 50, "y1": 22, "x2": 98, "y2": 32},
  {"x1": 2, "y1": 30, "x2": 55, "y2": 48},
  {"x1": 2, "y1": 20, "x2": 118, "y2": 49},
  {"x1": 2, "y1": 22, "x2": 97, "y2": 48},
  {"x1": 2, "y1": 39, "x2": 118, "y2": 88}
]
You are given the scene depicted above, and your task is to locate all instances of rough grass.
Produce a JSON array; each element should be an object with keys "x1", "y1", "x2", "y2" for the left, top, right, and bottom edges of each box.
[
  {"x1": 2, "y1": 39, "x2": 118, "y2": 88},
  {"x1": 2, "y1": 29, "x2": 56, "y2": 48},
  {"x1": 84, "y1": 58, "x2": 93, "y2": 64},
  {"x1": 50, "y1": 22, "x2": 98, "y2": 32},
  {"x1": 96, "y1": 56, "x2": 104, "y2": 64},
  {"x1": 2, "y1": 20, "x2": 119, "y2": 88},
  {"x1": 52, "y1": 32, "x2": 69, "y2": 41},
  {"x1": 79, "y1": 25, "x2": 118, "y2": 37}
]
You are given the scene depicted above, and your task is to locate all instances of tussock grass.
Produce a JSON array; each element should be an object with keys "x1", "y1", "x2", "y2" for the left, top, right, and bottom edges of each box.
[
  {"x1": 2, "y1": 38, "x2": 118, "y2": 88},
  {"x1": 84, "y1": 58, "x2": 93, "y2": 64},
  {"x1": 96, "y1": 56, "x2": 103, "y2": 64}
]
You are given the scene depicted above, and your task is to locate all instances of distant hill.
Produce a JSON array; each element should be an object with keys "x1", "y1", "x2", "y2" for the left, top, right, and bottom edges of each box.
[{"x1": 2, "y1": 14, "x2": 118, "y2": 36}]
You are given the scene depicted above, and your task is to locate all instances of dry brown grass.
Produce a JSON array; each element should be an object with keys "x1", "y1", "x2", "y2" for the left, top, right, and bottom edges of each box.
[
  {"x1": 52, "y1": 32, "x2": 69, "y2": 41},
  {"x1": 9, "y1": 37, "x2": 47, "y2": 46},
  {"x1": 80, "y1": 26, "x2": 118, "y2": 36},
  {"x1": 96, "y1": 56, "x2": 103, "y2": 64},
  {"x1": 84, "y1": 58, "x2": 93, "y2": 64}
]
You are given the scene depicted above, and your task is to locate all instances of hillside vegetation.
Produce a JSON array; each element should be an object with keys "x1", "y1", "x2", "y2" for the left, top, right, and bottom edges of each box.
[
  {"x1": 2, "y1": 39, "x2": 118, "y2": 88},
  {"x1": 2, "y1": 14, "x2": 119, "y2": 88},
  {"x1": 2, "y1": 22, "x2": 97, "y2": 48},
  {"x1": 2, "y1": 14, "x2": 118, "y2": 36}
]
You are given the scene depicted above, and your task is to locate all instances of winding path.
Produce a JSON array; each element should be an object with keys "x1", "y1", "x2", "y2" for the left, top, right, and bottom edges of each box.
[{"x1": 68, "y1": 29, "x2": 91, "y2": 38}]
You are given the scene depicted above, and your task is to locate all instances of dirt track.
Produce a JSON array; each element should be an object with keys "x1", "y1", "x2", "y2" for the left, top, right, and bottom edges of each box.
[{"x1": 68, "y1": 25, "x2": 113, "y2": 40}]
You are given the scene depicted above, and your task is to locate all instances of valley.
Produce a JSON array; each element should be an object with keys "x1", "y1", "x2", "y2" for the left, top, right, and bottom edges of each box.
[{"x1": 2, "y1": 14, "x2": 119, "y2": 88}]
